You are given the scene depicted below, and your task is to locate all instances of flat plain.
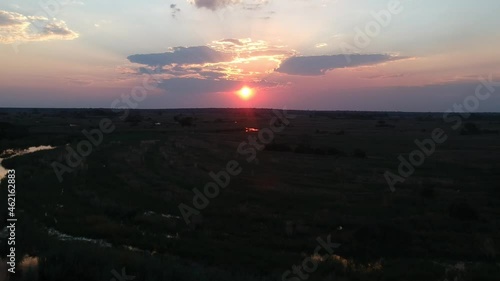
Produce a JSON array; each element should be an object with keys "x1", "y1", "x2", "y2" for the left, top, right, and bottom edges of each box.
[{"x1": 1, "y1": 108, "x2": 499, "y2": 281}]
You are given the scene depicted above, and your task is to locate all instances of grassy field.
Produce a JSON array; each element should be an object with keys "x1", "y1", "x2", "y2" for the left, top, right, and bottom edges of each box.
[{"x1": 1, "y1": 108, "x2": 500, "y2": 281}]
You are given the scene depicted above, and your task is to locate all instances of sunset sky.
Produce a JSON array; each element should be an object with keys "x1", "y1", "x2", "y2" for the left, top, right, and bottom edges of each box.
[{"x1": 1, "y1": 0, "x2": 499, "y2": 111}]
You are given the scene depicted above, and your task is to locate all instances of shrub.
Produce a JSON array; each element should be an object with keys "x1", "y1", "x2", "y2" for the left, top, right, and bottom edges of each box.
[
  {"x1": 449, "y1": 200, "x2": 479, "y2": 220},
  {"x1": 125, "y1": 113, "x2": 143, "y2": 124},
  {"x1": 327, "y1": 147, "x2": 345, "y2": 156},
  {"x1": 335, "y1": 130, "x2": 346, "y2": 135},
  {"x1": 350, "y1": 223, "x2": 413, "y2": 258},
  {"x1": 313, "y1": 148, "x2": 326, "y2": 155},
  {"x1": 461, "y1": 123, "x2": 481, "y2": 135},
  {"x1": 294, "y1": 144, "x2": 313, "y2": 154},
  {"x1": 353, "y1": 149, "x2": 367, "y2": 158},
  {"x1": 264, "y1": 143, "x2": 293, "y2": 152},
  {"x1": 179, "y1": 117, "x2": 194, "y2": 127},
  {"x1": 174, "y1": 115, "x2": 194, "y2": 127},
  {"x1": 420, "y1": 186, "x2": 435, "y2": 199}
]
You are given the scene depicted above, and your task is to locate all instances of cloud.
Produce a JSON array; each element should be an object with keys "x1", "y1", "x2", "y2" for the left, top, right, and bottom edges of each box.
[
  {"x1": 137, "y1": 64, "x2": 228, "y2": 80},
  {"x1": 199, "y1": 71, "x2": 228, "y2": 80},
  {"x1": 0, "y1": 11, "x2": 25, "y2": 26},
  {"x1": 242, "y1": 0, "x2": 269, "y2": 11},
  {"x1": 127, "y1": 40, "x2": 411, "y2": 97},
  {"x1": 186, "y1": 0, "x2": 269, "y2": 11},
  {"x1": 364, "y1": 73, "x2": 406, "y2": 79},
  {"x1": 158, "y1": 77, "x2": 277, "y2": 94},
  {"x1": 66, "y1": 77, "x2": 94, "y2": 86},
  {"x1": 128, "y1": 39, "x2": 294, "y2": 82},
  {"x1": 315, "y1": 43, "x2": 327, "y2": 48},
  {"x1": 0, "y1": 10, "x2": 78, "y2": 43},
  {"x1": 187, "y1": 0, "x2": 240, "y2": 10},
  {"x1": 275, "y1": 54, "x2": 404, "y2": 76},
  {"x1": 170, "y1": 4, "x2": 181, "y2": 18},
  {"x1": 219, "y1": 38, "x2": 244, "y2": 45},
  {"x1": 127, "y1": 46, "x2": 234, "y2": 67},
  {"x1": 209, "y1": 38, "x2": 294, "y2": 58}
]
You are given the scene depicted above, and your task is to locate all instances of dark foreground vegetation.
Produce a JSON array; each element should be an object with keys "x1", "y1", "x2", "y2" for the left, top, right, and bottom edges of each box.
[{"x1": 1, "y1": 108, "x2": 500, "y2": 281}]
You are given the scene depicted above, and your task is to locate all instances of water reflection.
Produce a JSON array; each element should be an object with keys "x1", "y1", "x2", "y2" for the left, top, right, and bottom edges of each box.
[
  {"x1": 0, "y1": 160, "x2": 7, "y2": 184},
  {"x1": 245, "y1": 127, "x2": 259, "y2": 133},
  {"x1": 0, "y1": 146, "x2": 56, "y2": 183}
]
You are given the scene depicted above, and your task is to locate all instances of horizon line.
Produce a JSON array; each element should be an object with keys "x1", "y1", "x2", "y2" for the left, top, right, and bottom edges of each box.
[{"x1": 1, "y1": 107, "x2": 500, "y2": 114}]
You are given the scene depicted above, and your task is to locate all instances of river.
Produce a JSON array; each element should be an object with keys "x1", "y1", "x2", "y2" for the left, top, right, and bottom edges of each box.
[{"x1": 0, "y1": 145, "x2": 56, "y2": 183}]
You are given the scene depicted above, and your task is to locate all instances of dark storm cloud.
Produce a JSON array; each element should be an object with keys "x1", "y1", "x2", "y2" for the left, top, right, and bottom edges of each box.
[
  {"x1": 127, "y1": 46, "x2": 234, "y2": 67},
  {"x1": 275, "y1": 54, "x2": 404, "y2": 76},
  {"x1": 158, "y1": 78, "x2": 276, "y2": 94}
]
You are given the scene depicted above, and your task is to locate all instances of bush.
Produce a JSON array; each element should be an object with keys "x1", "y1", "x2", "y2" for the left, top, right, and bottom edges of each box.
[
  {"x1": 264, "y1": 143, "x2": 293, "y2": 152},
  {"x1": 335, "y1": 130, "x2": 346, "y2": 135},
  {"x1": 449, "y1": 200, "x2": 479, "y2": 220},
  {"x1": 313, "y1": 148, "x2": 326, "y2": 155},
  {"x1": 294, "y1": 144, "x2": 313, "y2": 154},
  {"x1": 353, "y1": 149, "x2": 367, "y2": 158},
  {"x1": 461, "y1": 123, "x2": 481, "y2": 135},
  {"x1": 327, "y1": 147, "x2": 345, "y2": 156},
  {"x1": 420, "y1": 186, "x2": 435, "y2": 199},
  {"x1": 350, "y1": 223, "x2": 413, "y2": 258},
  {"x1": 125, "y1": 113, "x2": 143, "y2": 124},
  {"x1": 174, "y1": 115, "x2": 194, "y2": 127},
  {"x1": 376, "y1": 120, "x2": 395, "y2": 128}
]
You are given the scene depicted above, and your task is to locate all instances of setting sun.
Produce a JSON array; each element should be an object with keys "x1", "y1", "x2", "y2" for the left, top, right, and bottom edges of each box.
[{"x1": 237, "y1": 86, "x2": 254, "y2": 100}]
